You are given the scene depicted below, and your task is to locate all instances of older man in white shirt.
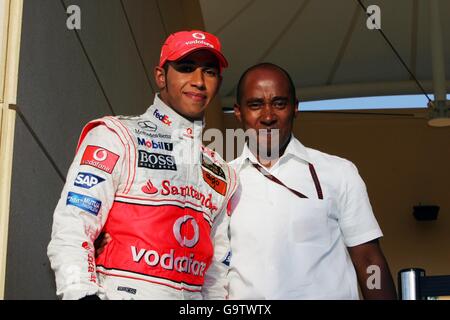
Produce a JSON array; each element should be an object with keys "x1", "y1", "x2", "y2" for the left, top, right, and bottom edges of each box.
[{"x1": 227, "y1": 62, "x2": 397, "y2": 300}]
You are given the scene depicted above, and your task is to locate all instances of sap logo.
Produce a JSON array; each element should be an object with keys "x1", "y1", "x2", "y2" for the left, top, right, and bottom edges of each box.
[
  {"x1": 137, "y1": 137, "x2": 173, "y2": 151},
  {"x1": 153, "y1": 109, "x2": 172, "y2": 126},
  {"x1": 74, "y1": 172, "x2": 105, "y2": 189}
]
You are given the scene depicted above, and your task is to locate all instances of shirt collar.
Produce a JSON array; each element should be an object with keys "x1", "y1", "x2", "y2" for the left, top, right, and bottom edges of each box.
[
  {"x1": 234, "y1": 135, "x2": 311, "y2": 172},
  {"x1": 283, "y1": 135, "x2": 311, "y2": 163},
  {"x1": 143, "y1": 94, "x2": 204, "y2": 140}
]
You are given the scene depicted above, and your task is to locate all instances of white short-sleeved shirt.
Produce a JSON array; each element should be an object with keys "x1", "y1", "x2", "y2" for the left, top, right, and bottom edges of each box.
[{"x1": 227, "y1": 136, "x2": 383, "y2": 299}]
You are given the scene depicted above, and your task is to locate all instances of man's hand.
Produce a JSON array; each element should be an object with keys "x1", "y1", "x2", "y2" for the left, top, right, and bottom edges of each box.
[{"x1": 94, "y1": 232, "x2": 112, "y2": 257}]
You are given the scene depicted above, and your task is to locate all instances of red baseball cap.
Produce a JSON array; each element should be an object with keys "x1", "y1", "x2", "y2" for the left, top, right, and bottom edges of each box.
[{"x1": 159, "y1": 30, "x2": 228, "y2": 69}]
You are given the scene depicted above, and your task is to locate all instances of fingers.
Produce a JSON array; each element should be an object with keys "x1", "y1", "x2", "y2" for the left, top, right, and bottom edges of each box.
[
  {"x1": 100, "y1": 234, "x2": 111, "y2": 249},
  {"x1": 95, "y1": 232, "x2": 112, "y2": 258}
]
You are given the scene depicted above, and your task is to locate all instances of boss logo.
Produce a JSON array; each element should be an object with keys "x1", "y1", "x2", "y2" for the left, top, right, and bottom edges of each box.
[{"x1": 138, "y1": 151, "x2": 177, "y2": 171}]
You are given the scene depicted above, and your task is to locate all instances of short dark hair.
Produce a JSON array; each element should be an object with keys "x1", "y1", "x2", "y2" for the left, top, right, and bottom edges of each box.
[
  {"x1": 236, "y1": 63, "x2": 297, "y2": 105},
  {"x1": 163, "y1": 62, "x2": 169, "y2": 73}
]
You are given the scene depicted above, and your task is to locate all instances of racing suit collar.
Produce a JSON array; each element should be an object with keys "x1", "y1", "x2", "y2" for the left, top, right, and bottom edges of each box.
[{"x1": 144, "y1": 94, "x2": 205, "y2": 140}]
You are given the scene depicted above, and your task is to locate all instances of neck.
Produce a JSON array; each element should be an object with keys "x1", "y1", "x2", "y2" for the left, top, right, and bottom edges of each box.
[
  {"x1": 250, "y1": 136, "x2": 290, "y2": 169},
  {"x1": 157, "y1": 93, "x2": 204, "y2": 122}
]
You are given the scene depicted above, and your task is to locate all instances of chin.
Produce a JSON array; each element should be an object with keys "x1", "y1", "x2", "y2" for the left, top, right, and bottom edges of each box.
[{"x1": 186, "y1": 109, "x2": 205, "y2": 121}]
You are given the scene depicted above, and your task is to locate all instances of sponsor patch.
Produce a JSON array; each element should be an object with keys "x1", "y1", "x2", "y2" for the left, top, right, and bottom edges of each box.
[
  {"x1": 202, "y1": 169, "x2": 227, "y2": 196},
  {"x1": 137, "y1": 137, "x2": 173, "y2": 151},
  {"x1": 141, "y1": 180, "x2": 158, "y2": 195},
  {"x1": 67, "y1": 192, "x2": 102, "y2": 216},
  {"x1": 80, "y1": 146, "x2": 119, "y2": 174},
  {"x1": 134, "y1": 129, "x2": 171, "y2": 140},
  {"x1": 201, "y1": 155, "x2": 225, "y2": 179},
  {"x1": 222, "y1": 251, "x2": 231, "y2": 266},
  {"x1": 74, "y1": 172, "x2": 105, "y2": 189},
  {"x1": 153, "y1": 109, "x2": 172, "y2": 126},
  {"x1": 184, "y1": 127, "x2": 194, "y2": 139},
  {"x1": 131, "y1": 245, "x2": 207, "y2": 276},
  {"x1": 117, "y1": 286, "x2": 137, "y2": 295},
  {"x1": 160, "y1": 180, "x2": 218, "y2": 213},
  {"x1": 138, "y1": 120, "x2": 157, "y2": 132},
  {"x1": 82, "y1": 242, "x2": 97, "y2": 283},
  {"x1": 138, "y1": 151, "x2": 177, "y2": 171}
]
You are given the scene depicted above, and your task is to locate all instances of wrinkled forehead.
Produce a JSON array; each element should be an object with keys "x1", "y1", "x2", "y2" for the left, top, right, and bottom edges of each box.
[{"x1": 243, "y1": 68, "x2": 291, "y2": 95}]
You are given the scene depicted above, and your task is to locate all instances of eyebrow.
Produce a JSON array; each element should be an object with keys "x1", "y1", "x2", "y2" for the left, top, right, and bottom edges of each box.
[
  {"x1": 271, "y1": 96, "x2": 289, "y2": 101},
  {"x1": 245, "y1": 98, "x2": 264, "y2": 104},
  {"x1": 245, "y1": 97, "x2": 289, "y2": 104}
]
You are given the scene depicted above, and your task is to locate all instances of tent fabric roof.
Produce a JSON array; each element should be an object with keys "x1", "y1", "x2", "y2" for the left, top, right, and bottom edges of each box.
[{"x1": 199, "y1": 0, "x2": 450, "y2": 106}]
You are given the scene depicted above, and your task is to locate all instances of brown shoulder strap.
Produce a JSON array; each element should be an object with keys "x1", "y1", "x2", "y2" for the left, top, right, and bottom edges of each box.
[
  {"x1": 251, "y1": 162, "x2": 308, "y2": 199},
  {"x1": 250, "y1": 161, "x2": 324, "y2": 200}
]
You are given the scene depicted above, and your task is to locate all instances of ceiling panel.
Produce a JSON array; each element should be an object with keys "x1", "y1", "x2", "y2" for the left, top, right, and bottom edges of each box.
[{"x1": 199, "y1": 0, "x2": 450, "y2": 101}]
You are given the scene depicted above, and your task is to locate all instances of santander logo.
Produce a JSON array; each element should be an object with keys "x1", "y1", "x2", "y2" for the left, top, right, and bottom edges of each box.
[
  {"x1": 161, "y1": 180, "x2": 218, "y2": 213},
  {"x1": 141, "y1": 179, "x2": 218, "y2": 213},
  {"x1": 142, "y1": 180, "x2": 158, "y2": 195}
]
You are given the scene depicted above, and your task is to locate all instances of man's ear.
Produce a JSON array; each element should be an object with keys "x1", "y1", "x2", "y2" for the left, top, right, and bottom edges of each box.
[
  {"x1": 154, "y1": 66, "x2": 166, "y2": 90},
  {"x1": 234, "y1": 103, "x2": 242, "y2": 123}
]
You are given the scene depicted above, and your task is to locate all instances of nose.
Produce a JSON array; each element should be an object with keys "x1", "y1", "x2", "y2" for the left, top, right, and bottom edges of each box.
[
  {"x1": 190, "y1": 67, "x2": 205, "y2": 90},
  {"x1": 260, "y1": 104, "x2": 277, "y2": 126}
]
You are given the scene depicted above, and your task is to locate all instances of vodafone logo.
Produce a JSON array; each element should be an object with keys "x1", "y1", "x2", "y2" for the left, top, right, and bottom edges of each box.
[
  {"x1": 184, "y1": 127, "x2": 193, "y2": 139},
  {"x1": 81, "y1": 145, "x2": 119, "y2": 174},
  {"x1": 173, "y1": 215, "x2": 199, "y2": 248},
  {"x1": 93, "y1": 148, "x2": 107, "y2": 161},
  {"x1": 192, "y1": 32, "x2": 206, "y2": 40}
]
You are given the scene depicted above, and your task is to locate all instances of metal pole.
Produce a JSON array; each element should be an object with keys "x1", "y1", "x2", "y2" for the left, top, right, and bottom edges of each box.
[
  {"x1": 428, "y1": 0, "x2": 449, "y2": 126},
  {"x1": 398, "y1": 268, "x2": 426, "y2": 300}
]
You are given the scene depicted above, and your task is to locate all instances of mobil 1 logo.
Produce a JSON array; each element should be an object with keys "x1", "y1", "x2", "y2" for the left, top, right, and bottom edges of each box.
[{"x1": 138, "y1": 151, "x2": 177, "y2": 171}]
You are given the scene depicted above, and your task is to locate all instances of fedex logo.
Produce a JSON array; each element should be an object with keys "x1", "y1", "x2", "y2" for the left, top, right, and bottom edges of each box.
[
  {"x1": 74, "y1": 172, "x2": 105, "y2": 189},
  {"x1": 153, "y1": 109, "x2": 172, "y2": 126}
]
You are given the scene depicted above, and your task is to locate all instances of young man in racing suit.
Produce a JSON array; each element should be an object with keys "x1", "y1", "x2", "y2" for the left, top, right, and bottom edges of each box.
[{"x1": 47, "y1": 30, "x2": 238, "y2": 300}]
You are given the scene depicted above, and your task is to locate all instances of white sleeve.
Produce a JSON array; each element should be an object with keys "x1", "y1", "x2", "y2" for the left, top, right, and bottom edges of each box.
[
  {"x1": 338, "y1": 161, "x2": 383, "y2": 247},
  {"x1": 201, "y1": 202, "x2": 231, "y2": 300},
  {"x1": 47, "y1": 125, "x2": 126, "y2": 300}
]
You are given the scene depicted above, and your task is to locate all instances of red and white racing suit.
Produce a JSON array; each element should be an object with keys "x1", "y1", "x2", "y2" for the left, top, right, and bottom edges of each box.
[{"x1": 47, "y1": 95, "x2": 238, "y2": 300}]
